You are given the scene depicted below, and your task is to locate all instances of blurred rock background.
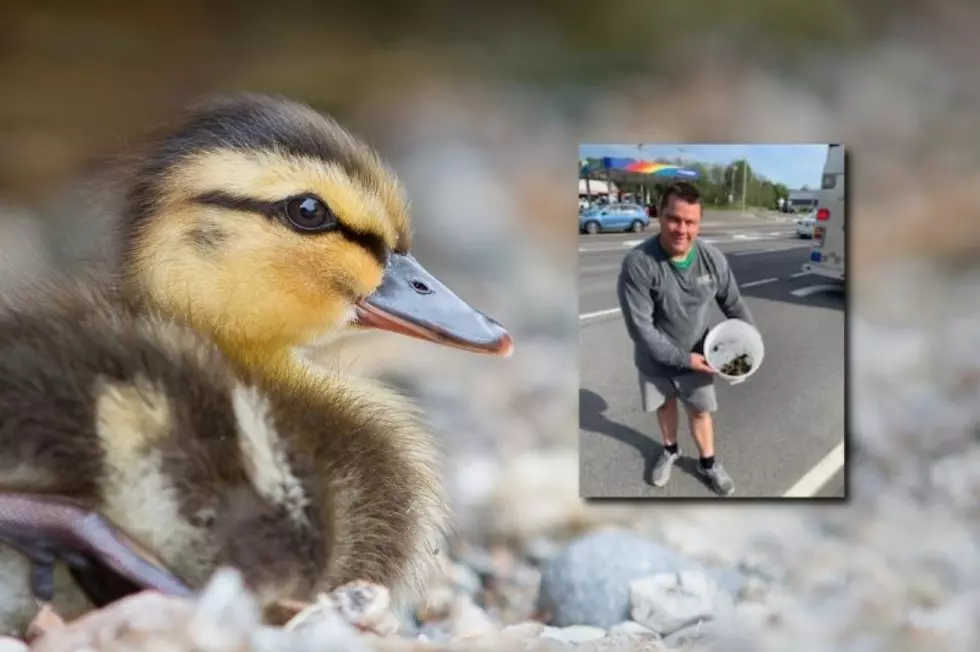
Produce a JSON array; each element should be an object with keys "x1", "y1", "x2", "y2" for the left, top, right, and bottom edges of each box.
[{"x1": 3, "y1": 0, "x2": 980, "y2": 650}]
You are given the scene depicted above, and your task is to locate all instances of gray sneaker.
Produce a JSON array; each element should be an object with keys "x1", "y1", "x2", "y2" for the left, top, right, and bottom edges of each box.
[
  {"x1": 651, "y1": 449, "x2": 680, "y2": 487},
  {"x1": 697, "y1": 462, "x2": 735, "y2": 496}
]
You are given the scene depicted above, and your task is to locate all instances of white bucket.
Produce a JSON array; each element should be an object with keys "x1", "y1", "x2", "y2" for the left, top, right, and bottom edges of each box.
[{"x1": 703, "y1": 319, "x2": 764, "y2": 385}]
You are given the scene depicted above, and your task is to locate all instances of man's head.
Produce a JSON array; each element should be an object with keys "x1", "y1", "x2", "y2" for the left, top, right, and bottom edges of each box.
[{"x1": 657, "y1": 182, "x2": 702, "y2": 257}]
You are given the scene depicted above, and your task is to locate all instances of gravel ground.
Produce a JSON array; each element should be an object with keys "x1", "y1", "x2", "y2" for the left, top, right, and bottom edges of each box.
[{"x1": 8, "y1": 258, "x2": 975, "y2": 652}]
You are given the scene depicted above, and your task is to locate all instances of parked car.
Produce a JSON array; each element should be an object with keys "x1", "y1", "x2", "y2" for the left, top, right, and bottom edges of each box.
[
  {"x1": 795, "y1": 211, "x2": 816, "y2": 238},
  {"x1": 579, "y1": 203, "x2": 650, "y2": 235}
]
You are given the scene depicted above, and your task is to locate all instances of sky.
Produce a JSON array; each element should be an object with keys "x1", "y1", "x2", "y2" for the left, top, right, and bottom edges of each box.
[{"x1": 577, "y1": 143, "x2": 829, "y2": 190}]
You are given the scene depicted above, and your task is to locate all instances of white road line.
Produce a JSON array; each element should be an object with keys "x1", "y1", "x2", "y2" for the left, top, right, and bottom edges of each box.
[
  {"x1": 790, "y1": 284, "x2": 843, "y2": 298},
  {"x1": 740, "y1": 277, "x2": 779, "y2": 288},
  {"x1": 579, "y1": 246, "x2": 630, "y2": 253},
  {"x1": 790, "y1": 271, "x2": 811, "y2": 278},
  {"x1": 733, "y1": 247, "x2": 794, "y2": 256},
  {"x1": 579, "y1": 308, "x2": 621, "y2": 321},
  {"x1": 782, "y1": 442, "x2": 846, "y2": 498},
  {"x1": 580, "y1": 263, "x2": 624, "y2": 275}
]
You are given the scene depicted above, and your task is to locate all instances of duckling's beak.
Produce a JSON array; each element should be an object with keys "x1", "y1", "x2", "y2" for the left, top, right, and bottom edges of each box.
[{"x1": 355, "y1": 253, "x2": 514, "y2": 357}]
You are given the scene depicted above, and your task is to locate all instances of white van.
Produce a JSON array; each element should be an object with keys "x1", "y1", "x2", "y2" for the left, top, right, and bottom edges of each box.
[{"x1": 802, "y1": 144, "x2": 846, "y2": 281}]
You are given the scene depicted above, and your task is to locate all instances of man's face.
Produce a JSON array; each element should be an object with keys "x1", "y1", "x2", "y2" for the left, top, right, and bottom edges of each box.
[{"x1": 658, "y1": 197, "x2": 701, "y2": 256}]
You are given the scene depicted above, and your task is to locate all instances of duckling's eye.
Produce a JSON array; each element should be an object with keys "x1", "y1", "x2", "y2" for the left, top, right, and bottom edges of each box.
[{"x1": 284, "y1": 195, "x2": 337, "y2": 233}]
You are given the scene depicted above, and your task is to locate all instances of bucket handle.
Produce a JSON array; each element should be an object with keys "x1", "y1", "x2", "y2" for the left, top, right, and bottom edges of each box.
[{"x1": 726, "y1": 375, "x2": 747, "y2": 386}]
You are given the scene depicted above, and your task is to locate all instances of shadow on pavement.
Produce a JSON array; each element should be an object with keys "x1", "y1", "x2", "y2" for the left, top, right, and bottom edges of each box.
[
  {"x1": 579, "y1": 388, "x2": 713, "y2": 490},
  {"x1": 672, "y1": 455, "x2": 717, "y2": 492},
  {"x1": 737, "y1": 277, "x2": 846, "y2": 311}
]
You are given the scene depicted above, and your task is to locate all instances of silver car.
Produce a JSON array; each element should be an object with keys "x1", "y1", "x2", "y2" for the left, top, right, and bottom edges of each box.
[{"x1": 795, "y1": 211, "x2": 816, "y2": 239}]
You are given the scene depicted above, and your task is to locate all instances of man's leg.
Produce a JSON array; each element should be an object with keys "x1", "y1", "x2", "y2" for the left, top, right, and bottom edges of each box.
[
  {"x1": 657, "y1": 397, "x2": 679, "y2": 447},
  {"x1": 685, "y1": 407, "x2": 714, "y2": 458},
  {"x1": 638, "y1": 373, "x2": 680, "y2": 487},
  {"x1": 676, "y1": 374, "x2": 734, "y2": 496}
]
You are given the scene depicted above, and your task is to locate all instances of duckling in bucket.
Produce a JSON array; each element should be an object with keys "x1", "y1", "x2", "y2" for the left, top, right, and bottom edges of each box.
[{"x1": 0, "y1": 93, "x2": 513, "y2": 635}]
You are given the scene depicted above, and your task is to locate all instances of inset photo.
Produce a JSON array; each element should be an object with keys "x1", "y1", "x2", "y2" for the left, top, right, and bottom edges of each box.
[{"x1": 578, "y1": 144, "x2": 846, "y2": 499}]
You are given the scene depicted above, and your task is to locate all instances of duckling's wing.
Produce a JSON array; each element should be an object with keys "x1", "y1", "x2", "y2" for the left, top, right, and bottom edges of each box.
[{"x1": 0, "y1": 492, "x2": 194, "y2": 606}]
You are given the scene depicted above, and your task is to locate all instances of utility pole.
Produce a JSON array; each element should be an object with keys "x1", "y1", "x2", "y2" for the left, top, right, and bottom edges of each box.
[
  {"x1": 581, "y1": 159, "x2": 591, "y2": 202},
  {"x1": 740, "y1": 158, "x2": 748, "y2": 214},
  {"x1": 728, "y1": 162, "x2": 736, "y2": 205},
  {"x1": 606, "y1": 158, "x2": 614, "y2": 203}
]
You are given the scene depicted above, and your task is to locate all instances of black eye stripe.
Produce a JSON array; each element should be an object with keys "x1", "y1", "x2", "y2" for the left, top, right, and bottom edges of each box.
[
  {"x1": 342, "y1": 228, "x2": 388, "y2": 265},
  {"x1": 194, "y1": 192, "x2": 271, "y2": 217},
  {"x1": 191, "y1": 191, "x2": 388, "y2": 266}
]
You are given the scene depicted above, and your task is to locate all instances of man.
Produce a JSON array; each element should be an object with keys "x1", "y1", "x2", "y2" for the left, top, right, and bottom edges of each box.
[{"x1": 616, "y1": 182, "x2": 756, "y2": 497}]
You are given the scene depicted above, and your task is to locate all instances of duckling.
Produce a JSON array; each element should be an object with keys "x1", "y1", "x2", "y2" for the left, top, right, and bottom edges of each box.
[
  {"x1": 118, "y1": 92, "x2": 512, "y2": 374},
  {"x1": 0, "y1": 93, "x2": 513, "y2": 635}
]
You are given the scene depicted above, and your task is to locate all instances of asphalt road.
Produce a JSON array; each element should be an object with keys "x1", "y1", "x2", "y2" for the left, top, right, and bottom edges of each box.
[{"x1": 578, "y1": 219, "x2": 846, "y2": 499}]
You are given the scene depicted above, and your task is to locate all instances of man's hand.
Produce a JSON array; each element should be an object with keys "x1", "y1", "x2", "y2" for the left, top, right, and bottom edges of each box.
[{"x1": 689, "y1": 353, "x2": 716, "y2": 375}]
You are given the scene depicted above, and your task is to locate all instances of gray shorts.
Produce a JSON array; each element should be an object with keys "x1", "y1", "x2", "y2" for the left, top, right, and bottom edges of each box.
[{"x1": 638, "y1": 371, "x2": 717, "y2": 414}]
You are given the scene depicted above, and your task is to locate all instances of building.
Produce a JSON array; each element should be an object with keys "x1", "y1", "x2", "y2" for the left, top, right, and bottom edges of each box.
[
  {"x1": 787, "y1": 189, "x2": 818, "y2": 211},
  {"x1": 579, "y1": 179, "x2": 617, "y2": 196}
]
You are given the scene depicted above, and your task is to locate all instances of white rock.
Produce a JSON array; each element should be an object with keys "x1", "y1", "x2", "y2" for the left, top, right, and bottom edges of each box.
[
  {"x1": 629, "y1": 571, "x2": 733, "y2": 636},
  {"x1": 448, "y1": 596, "x2": 498, "y2": 639},
  {"x1": 539, "y1": 625, "x2": 608, "y2": 644},
  {"x1": 188, "y1": 568, "x2": 261, "y2": 652},
  {"x1": 277, "y1": 603, "x2": 370, "y2": 652},
  {"x1": 598, "y1": 632, "x2": 670, "y2": 652},
  {"x1": 0, "y1": 638, "x2": 27, "y2": 652},
  {"x1": 608, "y1": 621, "x2": 658, "y2": 638},
  {"x1": 328, "y1": 582, "x2": 400, "y2": 637},
  {"x1": 502, "y1": 622, "x2": 546, "y2": 638}
]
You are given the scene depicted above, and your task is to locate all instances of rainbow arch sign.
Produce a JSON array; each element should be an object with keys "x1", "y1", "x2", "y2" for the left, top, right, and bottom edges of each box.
[{"x1": 601, "y1": 157, "x2": 700, "y2": 180}]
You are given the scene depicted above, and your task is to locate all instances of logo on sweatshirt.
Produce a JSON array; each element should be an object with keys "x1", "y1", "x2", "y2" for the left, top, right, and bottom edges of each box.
[{"x1": 696, "y1": 274, "x2": 713, "y2": 286}]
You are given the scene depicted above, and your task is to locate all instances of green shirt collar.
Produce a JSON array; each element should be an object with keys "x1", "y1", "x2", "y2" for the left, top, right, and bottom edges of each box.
[{"x1": 660, "y1": 237, "x2": 697, "y2": 269}]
